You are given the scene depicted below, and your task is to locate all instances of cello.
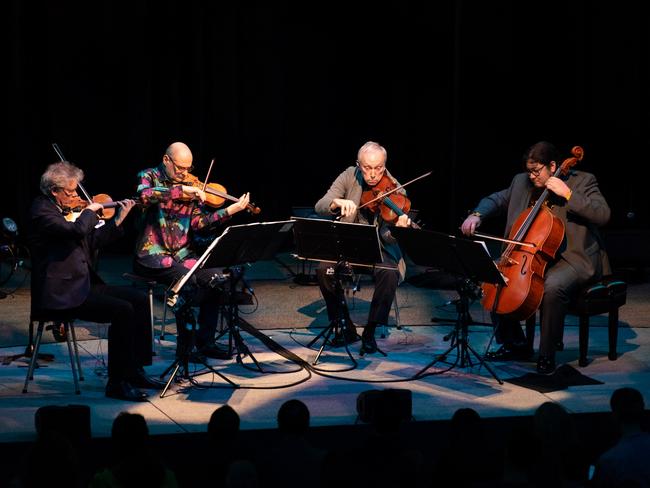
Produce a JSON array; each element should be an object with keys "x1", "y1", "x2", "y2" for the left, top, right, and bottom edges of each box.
[{"x1": 480, "y1": 146, "x2": 584, "y2": 320}]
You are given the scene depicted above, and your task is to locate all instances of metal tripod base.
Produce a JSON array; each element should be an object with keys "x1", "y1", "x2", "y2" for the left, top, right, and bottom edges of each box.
[
  {"x1": 307, "y1": 319, "x2": 357, "y2": 366},
  {"x1": 159, "y1": 345, "x2": 238, "y2": 398},
  {"x1": 418, "y1": 294, "x2": 503, "y2": 384}
]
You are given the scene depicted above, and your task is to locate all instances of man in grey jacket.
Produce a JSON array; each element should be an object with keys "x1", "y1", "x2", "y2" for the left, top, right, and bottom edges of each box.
[
  {"x1": 461, "y1": 141, "x2": 611, "y2": 374},
  {"x1": 314, "y1": 141, "x2": 411, "y2": 355}
]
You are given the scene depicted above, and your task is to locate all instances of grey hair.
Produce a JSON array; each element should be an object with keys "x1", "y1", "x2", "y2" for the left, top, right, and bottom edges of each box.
[
  {"x1": 357, "y1": 141, "x2": 387, "y2": 163},
  {"x1": 40, "y1": 161, "x2": 84, "y2": 195}
]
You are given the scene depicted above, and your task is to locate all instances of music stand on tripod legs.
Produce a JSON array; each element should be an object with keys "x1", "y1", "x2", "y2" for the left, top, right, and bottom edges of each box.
[
  {"x1": 305, "y1": 260, "x2": 358, "y2": 365},
  {"x1": 165, "y1": 220, "x2": 294, "y2": 381},
  {"x1": 391, "y1": 227, "x2": 506, "y2": 384},
  {"x1": 159, "y1": 303, "x2": 238, "y2": 397},
  {"x1": 292, "y1": 217, "x2": 393, "y2": 365},
  {"x1": 217, "y1": 265, "x2": 266, "y2": 372}
]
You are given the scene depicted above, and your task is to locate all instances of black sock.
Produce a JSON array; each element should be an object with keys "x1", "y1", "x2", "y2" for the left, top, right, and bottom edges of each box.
[{"x1": 363, "y1": 322, "x2": 377, "y2": 337}]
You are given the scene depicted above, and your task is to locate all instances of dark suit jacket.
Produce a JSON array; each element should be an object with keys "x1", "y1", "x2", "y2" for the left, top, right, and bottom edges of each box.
[
  {"x1": 474, "y1": 170, "x2": 611, "y2": 282},
  {"x1": 28, "y1": 195, "x2": 125, "y2": 310}
]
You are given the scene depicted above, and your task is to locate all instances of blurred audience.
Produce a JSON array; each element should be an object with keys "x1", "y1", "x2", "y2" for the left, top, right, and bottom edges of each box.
[
  {"x1": 591, "y1": 387, "x2": 650, "y2": 487},
  {"x1": 88, "y1": 412, "x2": 177, "y2": 488}
]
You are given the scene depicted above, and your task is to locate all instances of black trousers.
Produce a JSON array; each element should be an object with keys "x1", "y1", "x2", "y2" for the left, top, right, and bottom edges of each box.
[
  {"x1": 495, "y1": 260, "x2": 586, "y2": 359},
  {"x1": 73, "y1": 284, "x2": 151, "y2": 381},
  {"x1": 133, "y1": 261, "x2": 222, "y2": 350},
  {"x1": 316, "y1": 257, "x2": 399, "y2": 331}
]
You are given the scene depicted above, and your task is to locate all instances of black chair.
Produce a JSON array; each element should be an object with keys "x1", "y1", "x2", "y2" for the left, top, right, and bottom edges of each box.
[
  {"x1": 525, "y1": 277, "x2": 627, "y2": 367},
  {"x1": 23, "y1": 309, "x2": 84, "y2": 394}
]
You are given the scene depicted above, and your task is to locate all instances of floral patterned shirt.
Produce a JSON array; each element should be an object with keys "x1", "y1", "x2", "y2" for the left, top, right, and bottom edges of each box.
[{"x1": 134, "y1": 164, "x2": 230, "y2": 269}]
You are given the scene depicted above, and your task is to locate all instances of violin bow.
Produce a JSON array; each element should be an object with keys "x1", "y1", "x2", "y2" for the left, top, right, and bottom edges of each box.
[
  {"x1": 51, "y1": 143, "x2": 94, "y2": 203},
  {"x1": 357, "y1": 170, "x2": 433, "y2": 210},
  {"x1": 202, "y1": 158, "x2": 216, "y2": 192}
]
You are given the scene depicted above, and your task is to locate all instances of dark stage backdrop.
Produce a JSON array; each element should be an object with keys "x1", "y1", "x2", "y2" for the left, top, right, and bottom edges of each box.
[{"x1": 6, "y1": 1, "x2": 649, "y2": 254}]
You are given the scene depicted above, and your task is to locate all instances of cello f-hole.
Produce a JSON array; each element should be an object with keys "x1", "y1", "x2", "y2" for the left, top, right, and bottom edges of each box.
[{"x1": 519, "y1": 255, "x2": 528, "y2": 275}]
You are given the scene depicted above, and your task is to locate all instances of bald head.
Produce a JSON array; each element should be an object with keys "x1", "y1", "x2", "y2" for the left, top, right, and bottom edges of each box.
[
  {"x1": 166, "y1": 142, "x2": 193, "y2": 162},
  {"x1": 163, "y1": 142, "x2": 194, "y2": 181}
]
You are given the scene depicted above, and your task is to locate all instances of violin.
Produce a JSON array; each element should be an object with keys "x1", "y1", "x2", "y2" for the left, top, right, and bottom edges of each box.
[
  {"x1": 359, "y1": 174, "x2": 421, "y2": 229},
  {"x1": 61, "y1": 193, "x2": 136, "y2": 222},
  {"x1": 480, "y1": 146, "x2": 584, "y2": 320},
  {"x1": 181, "y1": 173, "x2": 261, "y2": 215},
  {"x1": 51, "y1": 143, "x2": 136, "y2": 222}
]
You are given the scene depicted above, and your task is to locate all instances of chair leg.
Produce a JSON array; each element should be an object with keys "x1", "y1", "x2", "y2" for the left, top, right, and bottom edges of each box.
[
  {"x1": 69, "y1": 322, "x2": 84, "y2": 381},
  {"x1": 25, "y1": 319, "x2": 35, "y2": 356},
  {"x1": 64, "y1": 322, "x2": 81, "y2": 394},
  {"x1": 161, "y1": 290, "x2": 168, "y2": 340},
  {"x1": 147, "y1": 285, "x2": 156, "y2": 355},
  {"x1": 578, "y1": 314, "x2": 589, "y2": 367},
  {"x1": 23, "y1": 321, "x2": 45, "y2": 393},
  {"x1": 393, "y1": 296, "x2": 401, "y2": 331},
  {"x1": 608, "y1": 307, "x2": 619, "y2": 361}
]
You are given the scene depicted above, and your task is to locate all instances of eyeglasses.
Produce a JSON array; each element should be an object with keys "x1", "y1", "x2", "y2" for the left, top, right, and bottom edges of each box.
[
  {"x1": 526, "y1": 165, "x2": 546, "y2": 177},
  {"x1": 166, "y1": 155, "x2": 194, "y2": 174},
  {"x1": 56, "y1": 187, "x2": 79, "y2": 197}
]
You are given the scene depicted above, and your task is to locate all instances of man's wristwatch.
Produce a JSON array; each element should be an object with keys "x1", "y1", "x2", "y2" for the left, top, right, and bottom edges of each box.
[{"x1": 470, "y1": 211, "x2": 482, "y2": 218}]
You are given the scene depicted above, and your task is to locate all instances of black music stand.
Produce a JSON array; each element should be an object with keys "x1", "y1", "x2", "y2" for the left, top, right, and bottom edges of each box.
[
  {"x1": 292, "y1": 217, "x2": 390, "y2": 365},
  {"x1": 391, "y1": 227, "x2": 506, "y2": 383},
  {"x1": 204, "y1": 220, "x2": 294, "y2": 356},
  {"x1": 159, "y1": 220, "x2": 295, "y2": 396},
  {"x1": 205, "y1": 220, "x2": 295, "y2": 369}
]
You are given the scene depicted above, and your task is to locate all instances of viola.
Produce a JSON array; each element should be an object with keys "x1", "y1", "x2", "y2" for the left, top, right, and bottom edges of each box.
[
  {"x1": 182, "y1": 173, "x2": 261, "y2": 215},
  {"x1": 359, "y1": 174, "x2": 421, "y2": 229},
  {"x1": 480, "y1": 146, "x2": 584, "y2": 320}
]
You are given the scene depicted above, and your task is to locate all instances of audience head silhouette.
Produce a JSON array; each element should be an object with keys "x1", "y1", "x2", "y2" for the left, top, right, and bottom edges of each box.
[
  {"x1": 112, "y1": 411, "x2": 148, "y2": 453},
  {"x1": 610, "y1": 387, "x2": 645, "y2": 426},
  {"x1": 277, "y1": 399, "x2": 310, "y2": 436},
  {"x1": 209, "y1": 404, "x2": 241, "y2": 441}
]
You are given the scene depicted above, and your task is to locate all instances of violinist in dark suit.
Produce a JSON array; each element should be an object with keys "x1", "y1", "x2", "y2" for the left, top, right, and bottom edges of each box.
[
  {"x1": 29, "y1": 161, "x2": 164, "y2": 401},
  {"x1": 314, "y1": 141, "x2": 412, "y2": 355},
  {"x1": 461, "y1": 141, "x2": 611, "y2": 374}
]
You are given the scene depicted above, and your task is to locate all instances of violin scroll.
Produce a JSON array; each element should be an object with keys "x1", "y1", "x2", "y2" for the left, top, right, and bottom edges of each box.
[{"x1": 559, "y1": 145, "x2": 584, "y2": 175}]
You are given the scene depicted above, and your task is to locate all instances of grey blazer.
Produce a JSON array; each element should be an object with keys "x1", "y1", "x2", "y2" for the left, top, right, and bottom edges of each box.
[
  {"x1": 314, "y1": 166, "x2": 406, "y2": 278},
  {"x1": 474, "y1": 170, "x2": 611, "y2": 282}
]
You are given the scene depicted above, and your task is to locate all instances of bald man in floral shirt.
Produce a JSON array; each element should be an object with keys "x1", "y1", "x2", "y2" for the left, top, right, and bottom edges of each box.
[{"x1": 134, "y1": 142, "x2": 250, "y2": 360}]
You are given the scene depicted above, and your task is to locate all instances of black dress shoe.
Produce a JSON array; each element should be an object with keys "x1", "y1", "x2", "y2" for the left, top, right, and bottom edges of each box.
[
  {"x1": 360, "y1": 335, "x2": 378, "y2": 355},
  {"x1": 536, "y1": 355, "x2": 556, "y2": 375},
  {"x1": 199, "y1": 343, "x2": 231, "y2": 360},
  {"x1": 330, "y1": 327, "x2": 361, "y2": 346},
  {"x1": 105, "y1": 380, "x2": 149, "y2": 402},
  {"x1": 485, "y1": 344, "x2": 534, "y2": 361},
  {"x1": 344, "y1": 328, "x2": 361, "y2": 344},
  {"x1": 128, "y1": 372, "x2": 166, "y2": 390}
]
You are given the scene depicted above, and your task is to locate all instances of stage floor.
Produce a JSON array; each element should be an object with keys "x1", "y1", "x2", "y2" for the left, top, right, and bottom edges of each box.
[
  {"x1": 1, "y1": 320, "x2": 649, "y2": 443},
  {"x1": 1, "y1": 254, "x2": 649, "y2": 443}
]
